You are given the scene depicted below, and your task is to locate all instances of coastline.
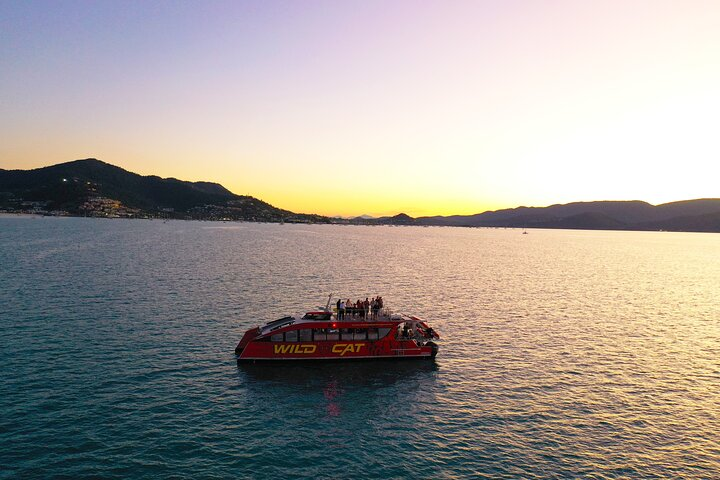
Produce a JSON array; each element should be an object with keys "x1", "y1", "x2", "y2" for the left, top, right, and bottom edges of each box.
[
  {"x1": 1, "y1": 212, "x2": 718, "y2": 235},
  {"x1": 0, "y1": 212, "x2": 45, "y2": 218}
]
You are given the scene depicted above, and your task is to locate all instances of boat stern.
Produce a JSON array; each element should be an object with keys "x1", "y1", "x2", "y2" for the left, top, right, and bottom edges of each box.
[{"x1": 235, "y1": 327, "x2": 261, "y2": 356}]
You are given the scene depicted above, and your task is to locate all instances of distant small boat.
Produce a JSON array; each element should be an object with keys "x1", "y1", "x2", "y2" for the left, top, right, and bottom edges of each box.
[{"x1": 522, "y1": 230, "x2": 528, "y2": 234}]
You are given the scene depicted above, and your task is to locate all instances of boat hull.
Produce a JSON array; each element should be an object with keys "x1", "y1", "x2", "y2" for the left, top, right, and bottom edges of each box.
[{"x1": 236, "y1": 340, "x2": 438, "y2": 361}]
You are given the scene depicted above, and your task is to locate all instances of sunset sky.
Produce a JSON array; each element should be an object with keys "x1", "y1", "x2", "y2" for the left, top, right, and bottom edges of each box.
[{"x1": 2, "y1": 1, "x2": 719, "y2": 217}]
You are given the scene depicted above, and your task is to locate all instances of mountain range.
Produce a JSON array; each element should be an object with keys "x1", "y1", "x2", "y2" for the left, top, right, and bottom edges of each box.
[
  {"x1": 1, "y1": 159, "x2": 719, "y2": 232},
  {"x1": 377, "y1": 199, "x2": 720, "y2": 232}
]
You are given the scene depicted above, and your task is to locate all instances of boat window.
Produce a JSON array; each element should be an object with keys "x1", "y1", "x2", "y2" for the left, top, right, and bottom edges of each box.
[
  {"x1": 285, "y1": 330, "x2": 298, "y2": 342},
  {"x1": 353, "y1": 329, "x2": 367, "y2": 341},
  {"x1": 266, "y1": 316, "x2": 294, "y2": 329},
  {"x1": 313, "y1": 329, "x2": 327, "y2": 341},
  {"x1": 340, "y1": 328, "x2": 354, "y2": 340},
  {"x1": 270, "y1": 333, "x2": 283, "y2": 342},
  {"x1": 378, "y1": 328, "x2": 391, "y2": 339},
  {"x1": 302, "y1": 312, "x2": 332, "y2": 320},
  {"x1": 299, "y1": 329, "x2": 312, "y2": 341},
  {"x1": 327, "y1": 329, "x2": 339, "y2": 341},
  {"x1": 367, "y1": 328, "x2": 379, "y2": 340}
]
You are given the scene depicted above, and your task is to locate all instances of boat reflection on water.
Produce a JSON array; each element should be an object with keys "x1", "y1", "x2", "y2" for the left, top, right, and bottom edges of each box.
[
  {"x1": 236, "y1": 359, "x2": 438, "y2": 387},
  {"x1": 235, "y1": 360, "x2": 439, "y2": 418}
]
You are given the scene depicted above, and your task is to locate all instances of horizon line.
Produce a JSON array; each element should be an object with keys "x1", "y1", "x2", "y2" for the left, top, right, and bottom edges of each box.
[{"x1": 4, "y1": 157, "x2": 718, "y2": 219}]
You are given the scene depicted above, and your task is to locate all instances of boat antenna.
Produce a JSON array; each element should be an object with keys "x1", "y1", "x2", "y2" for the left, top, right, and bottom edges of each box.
[{"x1": 325, "y1": 293, "x2": 333, "y2": 311}]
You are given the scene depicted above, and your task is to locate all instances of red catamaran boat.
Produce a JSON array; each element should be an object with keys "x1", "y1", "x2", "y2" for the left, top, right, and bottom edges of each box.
[{"x1": 234, "y1": 298, "x2": 440, "y2": 361}]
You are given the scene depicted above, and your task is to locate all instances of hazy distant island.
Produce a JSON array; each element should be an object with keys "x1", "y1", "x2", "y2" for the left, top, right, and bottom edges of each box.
[{"x1": 2, "y1": 158, "x2": 719, "y2": 232}]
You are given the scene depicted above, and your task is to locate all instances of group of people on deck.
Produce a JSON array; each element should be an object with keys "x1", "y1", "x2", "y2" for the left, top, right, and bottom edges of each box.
[{"x1": 336, "y1": 296, "x2": 384, "y2": 321}]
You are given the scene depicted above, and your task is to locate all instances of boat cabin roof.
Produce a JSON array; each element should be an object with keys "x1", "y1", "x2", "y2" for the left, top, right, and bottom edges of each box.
[{"x1": 258, "y1": 311, "x2": 418, "y2": 336}]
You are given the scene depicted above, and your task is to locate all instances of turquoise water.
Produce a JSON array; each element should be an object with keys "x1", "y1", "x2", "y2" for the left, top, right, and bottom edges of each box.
[{"x1": 2, "y1": 217, "x2": 720, "y2": 478}]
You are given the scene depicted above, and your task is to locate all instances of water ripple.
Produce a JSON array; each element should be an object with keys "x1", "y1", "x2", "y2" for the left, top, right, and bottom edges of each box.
[{"x1": 1, "y1": 218, "x2": 719, "y2": 478}]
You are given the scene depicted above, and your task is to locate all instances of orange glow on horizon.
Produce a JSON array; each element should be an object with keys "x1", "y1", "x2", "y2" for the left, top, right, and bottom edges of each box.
[{"x1": 2, "y1": 2, "x2": 720, "y2": 217}]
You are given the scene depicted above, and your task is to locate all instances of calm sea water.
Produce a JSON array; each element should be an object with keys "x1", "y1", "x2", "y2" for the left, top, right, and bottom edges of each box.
[{"x1": 2, "y1": 217, "x2": 719, "y2": 479}]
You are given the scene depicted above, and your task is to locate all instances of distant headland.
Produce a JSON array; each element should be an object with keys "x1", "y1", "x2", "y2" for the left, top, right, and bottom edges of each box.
[
  {"x1": 0, "y1": 158, "x2": 328, "y2": 223},
  {"x1": 2, "y1": 159, "x2": 719, "y2": 232}
]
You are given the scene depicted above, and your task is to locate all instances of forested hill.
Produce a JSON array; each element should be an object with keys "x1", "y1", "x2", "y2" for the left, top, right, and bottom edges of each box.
[{"x1": 0, "y1": 158, "x2": 329, "y2": 222}]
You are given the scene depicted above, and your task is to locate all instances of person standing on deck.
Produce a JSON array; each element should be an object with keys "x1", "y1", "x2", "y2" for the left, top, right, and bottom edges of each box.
[
  {"x1": 336, "y1": 299, "x2": 342, "y2": 320},
  {"x1": 339, "y1": 299, "x2": 345, "y2": 321}
]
